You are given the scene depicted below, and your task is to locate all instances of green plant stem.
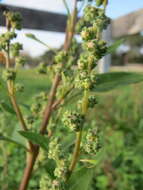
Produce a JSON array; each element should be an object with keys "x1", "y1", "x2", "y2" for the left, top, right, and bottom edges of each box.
[
  {"x1": 68, "y1": 131, "x2": 82, "y2": 178},
  {"x1": 5, "y1": 48, "x2": 33, "y2": 150},
  {"x1": 40, "y1": 73, "x2": 61, "y2": 134},
  {"x1": 62, "y1": 0, "x2": 71, "y2": 16},
  {"x1": 18, "y1": 146, "x2": 39, "y2": 190},
  {"x1": 52, "y1": 85, "x2": 74, "y2": 110},
  {"x1": 67, "y1": 90, "x2": 89, "y2": 180}
]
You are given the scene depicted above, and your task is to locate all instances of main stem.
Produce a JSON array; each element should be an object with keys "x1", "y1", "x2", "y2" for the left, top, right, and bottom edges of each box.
[
  {"x1": 67, "y1": 90, "x2": 89, "y2": 179},
  {"x1": 19, "y1": 1, "x2": 78, "y2": 189}
]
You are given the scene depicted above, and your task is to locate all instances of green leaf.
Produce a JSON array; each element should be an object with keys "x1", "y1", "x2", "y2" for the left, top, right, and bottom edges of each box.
[
  {"x1": 0, "y1": 133, "x2": 27, "y2": 150},
  {"x1": 68, "y1": 167, "x2": 94, "y2": 190},
  {"x1": 0, "y1": 101, "x2": 15, "y2": 115},
  {"x1": 65, "y1": 72, "x2": 143, "y2": 106},
  {"x1": 80, "y1": 159, "x2": 97, "y2": 165},
  {"x1": 25, "y1": 33, "x2": 56, "y2": 52},
  {"x1": 19, "y1": 131, "x2": 49, "y2": 150},
  {"x1": 107, "y1": 39, "x2": 124, "y2": 54},
  {"x1": 95, "y1": 72, "x2": 143, "y2": 92}
]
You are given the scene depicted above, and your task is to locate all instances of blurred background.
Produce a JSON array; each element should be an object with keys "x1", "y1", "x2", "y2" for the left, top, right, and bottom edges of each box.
[{"x1": 0, "y1": 0, "x2": 143, "y2": 71}]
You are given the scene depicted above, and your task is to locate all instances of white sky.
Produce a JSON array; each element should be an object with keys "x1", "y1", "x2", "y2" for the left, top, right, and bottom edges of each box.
[{"x1": 1, "y1": 0, "x2": 143, "y2": 57}]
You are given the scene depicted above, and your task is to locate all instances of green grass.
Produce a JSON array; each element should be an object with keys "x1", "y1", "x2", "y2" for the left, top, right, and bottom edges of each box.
[{"x1": 0, "y1": 69, "x2": 50, "y2": 104}]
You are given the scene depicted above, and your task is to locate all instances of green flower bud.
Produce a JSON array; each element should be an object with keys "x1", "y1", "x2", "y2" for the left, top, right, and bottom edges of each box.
[
  {"x1": 55, "y1": 50, "x2": 68, "y2": 64},
  {"x1": 0, "y1": 32, "x2": 17, "y2": 50},
  {"x1": 39, "y1": 174, "x2": 52, "y2": 190},
  {"x1": 81, "y1": 26, "x2": 97, "y2": 41},
  {"x1": 83, "y1": 39, "x2": 107, "y2": 59},
  {"x1": 10, "y1": 42, "x2": 23, "y2": 57},
  {"x1": 48, "y1": 138, "x2": 62, "y2": 160},
  {"x1": 62, "y1": 111, "x2": 84, "y2": 132},
  {"x1": 84, "y1": 6, "x2": 98, "y2": 22},
  {"x1": 4, "y1": 11, "x2": 22, "y2": 30},
  {"x1": 84, "y1": 128, "x2": 100, "y2": 154},
  {"x1": 16, "y1": 56, "x2": 26, "y2": 67},
  {"x1": 37, "y1": 62, "x2": 47, "y2": 74},
  {"x1": 77, "y1": 53, "x2": 97, "y2": 71},
  {"x1": 2, "y1": 68, "x2": 16, "y2": 81},
  {"x1": 54, "y1": 159, "x2": 68, "y2": 180},
  {"x1": 88, "y1": 95, "x2": 98, "y2": 108},
  {"x1": 52, "y1": 180, "x2": 61, "y2": 190},
  {"x1": 30, "y1": 103, "x2": 42, "y2": 115}
]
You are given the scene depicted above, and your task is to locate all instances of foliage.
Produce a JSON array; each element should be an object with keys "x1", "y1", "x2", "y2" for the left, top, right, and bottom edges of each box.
[{"x1": 0, "y1": 1, "x2": 143, "y2": 190}]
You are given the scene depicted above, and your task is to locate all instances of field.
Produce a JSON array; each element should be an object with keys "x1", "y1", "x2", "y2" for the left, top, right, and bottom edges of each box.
[{"x1": 0, "y1": 69, "x2": 143, "y2": 190}]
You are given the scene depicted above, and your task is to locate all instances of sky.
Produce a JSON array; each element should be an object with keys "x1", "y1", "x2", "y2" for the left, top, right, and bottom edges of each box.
[{"x1": 1, "y1": 0, "x2": 143, "y2": 56}]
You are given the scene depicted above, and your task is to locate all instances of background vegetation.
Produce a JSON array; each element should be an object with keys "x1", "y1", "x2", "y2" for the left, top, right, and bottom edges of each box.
[{"x1": 0, "y1": 69, "x2": 143, "y2": 190}]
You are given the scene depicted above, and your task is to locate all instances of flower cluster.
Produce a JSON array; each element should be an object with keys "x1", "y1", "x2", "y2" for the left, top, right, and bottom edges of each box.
[
  {"x1": 0, "y1": 32, "x2": 17, "y2": 50},
  {"x1": 4, "y1": 11, "x2": 22, "y2": 30},
  {"x1": 55, "y1": 50, "x2": 68, "y2": 64},
  {"x1": 40, "y1": 174, "x2": 62, "y2": 190},
  {"x1": 48, "y1": 138, "x2": 62, "y2": 160},
  {"x1": 84, "y1": 128, "x2": 100, "y2": 154},
  {"x1": 10, "y1": 42, "x2": 23, "y2": 57},
  {"x1": 30, "y1": 102, "x2": 42, "y2": 115},
  {"x1": 88, "y1": 95, "x2": 98, "y2": 108},
  {"x1": 37, "y1": 62, "x2": 47, "y2": 74},
  {"x1": 83, "y1": 39, "x2": 107, "y2": 59},
  {"x1": 84, "y1": 5, "x2": 110, "y2": 29},
  {"x1": 62, "y1": 111, "x2": 84, "y2": 132},
  {"x1": 54, "y1": 159, "x2": 68, "y2": 180},
  {"x1": 2, "y1": 68, "x2": 16, "y2": 81},
  {"x1": 15, "y1": 56, "x2": 26, "y2": 67}
]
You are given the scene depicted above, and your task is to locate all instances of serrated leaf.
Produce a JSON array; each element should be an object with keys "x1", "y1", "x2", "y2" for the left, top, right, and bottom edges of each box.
[
  {"x1": 0, "y1": 133, "x2": 27, "y2": 150},
  {"x1": 95, "y1": 72, "x2": 143, "y2": 92},
  {"x1": 107, "y1": 39, "x2": 124, "y2": 54},
  {"x1": 68, "y1": 167, "x2": 94, "y2": 190},
  {"x1": 0, "y1": 101, "x2": 15, "y2": 115},
  {"x1": 19, "y1": 131, "x2": 49, "y2": 150}
]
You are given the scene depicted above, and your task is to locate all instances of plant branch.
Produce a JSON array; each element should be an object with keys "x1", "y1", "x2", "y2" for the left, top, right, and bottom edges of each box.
[
  {"x1": 52, "y1": 85, "x2": 74, "y2": 110},
  {"x1": 19, "y1": 1, "x2": 78, "y2": 189},
  {"x1": 67, "y1": 131, "x2": 82, "y2": 179},
  {"x1": 62, "y1": 0, "x2": 71, "y2": 16},
  {"x1": 18, "y1": 146, "x2": 39, "y2": 190},
  {"x1": 67, "y1": 90, "x2": 89, "y2": 180}
]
